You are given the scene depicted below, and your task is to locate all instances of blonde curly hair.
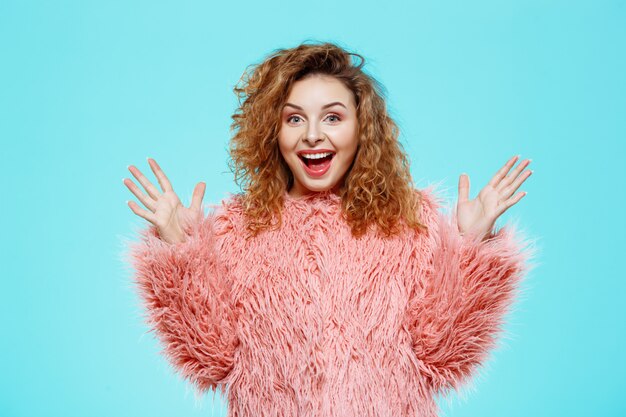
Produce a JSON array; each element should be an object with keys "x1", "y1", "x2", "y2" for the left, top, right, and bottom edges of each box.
[{"x1": 228, "y1": 40, "x2": 427, "y2": 239}]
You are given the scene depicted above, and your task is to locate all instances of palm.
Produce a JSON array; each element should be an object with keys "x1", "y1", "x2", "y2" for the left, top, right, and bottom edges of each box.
[
  {"x1": 457, "y1": 155, "x2": 533, "y2": 239},
  {"x1": 123, "y1": 158, "x2": 206, "y2": 243},
  {"x1": 152, "y1": 189, "x2": 201, "y2": 235}
]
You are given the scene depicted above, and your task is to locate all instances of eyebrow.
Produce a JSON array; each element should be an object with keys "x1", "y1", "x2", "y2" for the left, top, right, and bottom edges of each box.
[{"x1": 282, "y1": 101, "x2": 347, "y2": 111}]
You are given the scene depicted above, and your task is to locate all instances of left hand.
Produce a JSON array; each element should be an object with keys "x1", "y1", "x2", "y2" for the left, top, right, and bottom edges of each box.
[{"x1": 457, "y1": 155, "x2": 533, "y2": 240}]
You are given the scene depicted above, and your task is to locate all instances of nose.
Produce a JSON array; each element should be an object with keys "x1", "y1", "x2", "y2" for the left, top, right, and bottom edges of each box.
[{"x1": 304, "y1": 121, "x2": 324, "y2": 145}]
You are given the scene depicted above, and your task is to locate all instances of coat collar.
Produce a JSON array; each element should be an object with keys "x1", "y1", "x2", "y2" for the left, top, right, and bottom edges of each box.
[{"x1": 281, "y1": 189, "x2": 342, "y2": 218}]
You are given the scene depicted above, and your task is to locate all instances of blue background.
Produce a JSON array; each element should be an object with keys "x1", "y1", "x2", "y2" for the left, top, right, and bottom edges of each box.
[{"x1": 1, "y1": 1, "x2": 624, "y2": 416}]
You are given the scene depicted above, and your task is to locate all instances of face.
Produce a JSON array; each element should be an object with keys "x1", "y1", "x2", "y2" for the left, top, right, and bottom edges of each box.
[{"x1": 278, "y1": 74, "x2": 359, "y2": 198}]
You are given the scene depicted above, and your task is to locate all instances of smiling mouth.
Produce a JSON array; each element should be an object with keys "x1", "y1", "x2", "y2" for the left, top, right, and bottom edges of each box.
[{"x1": 298, "y1": 153, "x2": 335, "y2": 168}]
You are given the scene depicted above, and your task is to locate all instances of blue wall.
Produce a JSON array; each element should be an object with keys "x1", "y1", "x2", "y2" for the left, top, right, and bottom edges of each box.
[{"x1": 1, "y1": 1, "x2": 624, "y2": 416}]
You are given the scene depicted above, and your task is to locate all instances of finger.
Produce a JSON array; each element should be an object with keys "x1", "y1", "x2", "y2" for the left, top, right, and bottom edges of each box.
[
  {"x1": 127, "y1": 200, "x2": 158, "y2": 224},
  {"x1": 128, "y1": 164, "x2": 161, "y2": 200},
  {"x1": 497, "y1": 158, "x2": 531, "y2": 192},
  {"x1": 123, "y1": 177, "x2": 157, "y2": 212},
  {"x1": 458, "y1": 173, "x2": 470, "y2": 204},
  {"x1": 501, "y1": 169, "x2": 533, "y2": 200},
  {"x1": 189, "y1": 182, "x2": 206, "y2": 212},
  {"x1": 488, "y1": 155, "x2": 519, "y2": 189},
  {"x1": 148, "y1": 158, "x2": 174, "y2": 193},
  {"x1": 497, "y1": 191, "x2": 527, "y2": 217}
]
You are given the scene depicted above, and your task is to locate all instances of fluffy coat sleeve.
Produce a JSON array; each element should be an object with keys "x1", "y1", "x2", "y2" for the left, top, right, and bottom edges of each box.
[
  {"x1": 124, "y1": 203, "x2": 239, "y2": 396},
  {"x1": 405, "y1": 187, "x2": 536, "y2": 396}
]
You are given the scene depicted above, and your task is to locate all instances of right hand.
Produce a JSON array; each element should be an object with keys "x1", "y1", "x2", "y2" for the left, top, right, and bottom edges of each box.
[{"x1": 123, "y1": 158, "x2": 206, "y2": 244}]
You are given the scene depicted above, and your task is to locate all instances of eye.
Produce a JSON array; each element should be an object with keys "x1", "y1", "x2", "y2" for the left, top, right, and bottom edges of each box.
[
  {"x1": 286, "y1": 114, "x2": 341, "y2": 124},
  {"x1": 326, "y1": 114, "x2": 341, "y2": 123}
]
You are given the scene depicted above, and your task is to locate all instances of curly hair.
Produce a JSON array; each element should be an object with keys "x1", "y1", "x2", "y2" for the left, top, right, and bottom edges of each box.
[{"x1": 228, "y1": 40, "x2": 428, "y2": 239}]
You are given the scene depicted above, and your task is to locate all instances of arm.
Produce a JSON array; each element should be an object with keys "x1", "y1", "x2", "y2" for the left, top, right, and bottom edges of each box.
[
  {"x1": 405, "y1": 187, "x2": 536, "y2": 396},
  {"x1": 123, "y1": 202, "x2": 239, "y2": 396}
]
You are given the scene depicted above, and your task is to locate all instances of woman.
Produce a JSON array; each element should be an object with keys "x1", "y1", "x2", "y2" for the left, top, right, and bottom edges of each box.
[{"x1": 123, "y1": 41, "x2": 535, "y2": 416}]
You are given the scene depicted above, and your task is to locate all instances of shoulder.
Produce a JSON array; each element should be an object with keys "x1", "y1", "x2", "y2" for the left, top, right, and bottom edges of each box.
[
  {"x1": 206, "y1": 192, "x2": 246, "y2": 237},
  {"x1": 414, "y1": 184, "x2": 444, "y2": 217},
  {"x1": 411, "y1": 183, "x2": 455, "y2": 234}
]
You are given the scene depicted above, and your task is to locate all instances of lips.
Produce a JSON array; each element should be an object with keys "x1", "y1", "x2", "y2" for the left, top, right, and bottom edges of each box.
[
  {"x1": 298, "y1": 151, "x2": 333, "y2": 163},
  {"x1": 297, "y1": 149, "x2": 335, "y2": 157},
  {"x1": 298, "y1": 152, "x2": 334, "y2": 177}
]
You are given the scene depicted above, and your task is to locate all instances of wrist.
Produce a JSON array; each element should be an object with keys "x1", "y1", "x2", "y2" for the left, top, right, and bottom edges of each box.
[
  {"x1": 157, "y1": 226, "x2": 187, "y2": 245},
  {"x1": 458, "y1": 222, "x2": 496, "y2": 242}
]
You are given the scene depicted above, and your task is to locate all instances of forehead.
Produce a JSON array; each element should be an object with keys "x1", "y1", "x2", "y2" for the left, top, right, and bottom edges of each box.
[{"x1": 286, "y1": 74, "x2": 356, "y2": 108}]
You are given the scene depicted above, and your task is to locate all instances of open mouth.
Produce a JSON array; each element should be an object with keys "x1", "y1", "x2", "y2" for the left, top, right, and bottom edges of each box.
[{"x1": 298, "y1": 152, "x2": 335, "y2": 169}]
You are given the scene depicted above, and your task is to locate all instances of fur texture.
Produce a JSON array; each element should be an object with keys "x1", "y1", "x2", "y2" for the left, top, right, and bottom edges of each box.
[{"x1": 124, "y1": 185, "x2": 535, "y2": 416}]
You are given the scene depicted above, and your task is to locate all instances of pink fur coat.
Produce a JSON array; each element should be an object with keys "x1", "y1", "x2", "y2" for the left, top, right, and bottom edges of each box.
[{"x1": 124, "y1": 185, "x2": 534, "y2": 416}]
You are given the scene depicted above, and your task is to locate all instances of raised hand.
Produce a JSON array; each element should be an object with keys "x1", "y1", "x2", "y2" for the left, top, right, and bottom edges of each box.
[
  {"x1": 456, "y1": 155, "x2": 533, "y2": 240},
  {"x1": 123, "y1": 158, "x2": 206, "y2": 244}
]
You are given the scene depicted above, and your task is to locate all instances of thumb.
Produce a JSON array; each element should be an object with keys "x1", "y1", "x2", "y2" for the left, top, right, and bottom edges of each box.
[
  {"x1": 458, "y1": 173, "x2": 470, "y2": 204},
  {"x1": 190, "y1": 181, "x2": 206, "y2": 212}
]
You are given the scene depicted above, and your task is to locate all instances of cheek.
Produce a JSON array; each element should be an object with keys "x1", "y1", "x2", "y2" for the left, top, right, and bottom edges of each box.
[
  {"x1": 278, "y1": 130, "x2": 299, "y2": 151},
  {"x1": 335, "y1": 123, "x2": 358, "y2": 148},
  {"x1": 341, "y1": 141, "x2": 359, "y2": 168},
  {"x1": 277, "y1": 135, "x2": 291, "y2": 156},
  {"x1": 335, "y1": 135, "x2": 359, "y2": 155},
  {"x1": 277, "y1": 137, "x2": 298, "y2": 169}
]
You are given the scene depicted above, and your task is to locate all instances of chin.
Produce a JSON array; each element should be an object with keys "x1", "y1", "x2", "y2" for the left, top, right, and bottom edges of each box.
[
  {"x1": 303, "y1": 176, "x2": 346, "y2": 193},
  {"x1": 300, "y1": 182, "x2": 334, "y2": 193}
]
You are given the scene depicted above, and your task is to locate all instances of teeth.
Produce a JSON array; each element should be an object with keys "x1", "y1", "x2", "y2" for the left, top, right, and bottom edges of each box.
[{"x1": 300, "y1": 152, "x2": 333, "y2": 159}]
